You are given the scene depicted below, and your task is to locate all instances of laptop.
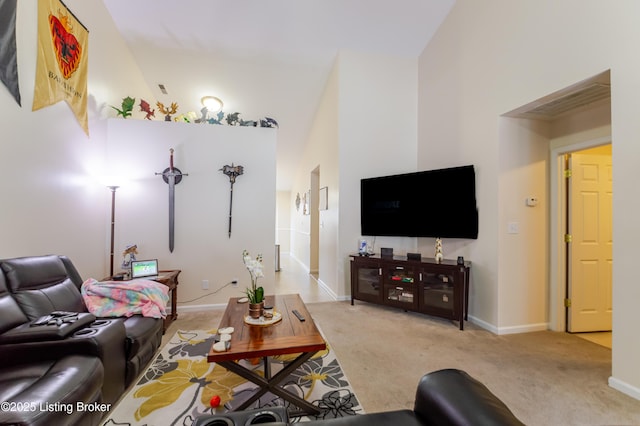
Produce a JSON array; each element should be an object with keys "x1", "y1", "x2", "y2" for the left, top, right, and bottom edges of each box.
[{"x1": 130, "y1": 259, "x2": 159, "y2": 280}]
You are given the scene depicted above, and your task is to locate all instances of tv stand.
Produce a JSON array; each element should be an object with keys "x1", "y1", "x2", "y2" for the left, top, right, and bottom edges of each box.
[{"x1": 350, "y1": 254, "x2": 470, "y2": 330}]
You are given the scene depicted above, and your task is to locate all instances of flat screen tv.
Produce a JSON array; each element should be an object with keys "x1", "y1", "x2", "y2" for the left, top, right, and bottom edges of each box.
[{"x1": 360, "y1": 165, "x2": 478, "y2": 239}]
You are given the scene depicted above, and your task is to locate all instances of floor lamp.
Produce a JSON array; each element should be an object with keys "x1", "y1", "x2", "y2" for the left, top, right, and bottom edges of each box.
[{"x1": 107, "y1": 185, "x2": 119, "y2": 277}]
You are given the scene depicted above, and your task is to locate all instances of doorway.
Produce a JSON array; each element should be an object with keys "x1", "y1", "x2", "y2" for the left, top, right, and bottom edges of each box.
[
  {"x1": 502, "y1": 70, "x2": 612, "y2": 335},
  {"x1": 565, "y1": 146, "x2": 612, "y2": 333},
  {"x1": 551, "y1": 139, "x2": 612, "y2": 338}
]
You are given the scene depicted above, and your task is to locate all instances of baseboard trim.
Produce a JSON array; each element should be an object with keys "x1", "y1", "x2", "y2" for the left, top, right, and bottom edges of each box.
[
  {"x1": 288, "y1": 254, "x2": 310, "y2": 272},
  {"x1": 176, "y1": 303, "x2": 227, "y2": 313},
  {"x1": 609, "y1": 376, "x2": 640, "y2": 401},
  {"x1": 287, "y1": 254, "x2": 343, "y2": 301},
  {"x1": 467, "y1": 315, "x2": 498, "y2": 333},
  {"x1": 496, "y1": 322, "x2": 549, "y2": 335},
  {"x1": 315, "y1": 277, "x2": 338, "y2": 301},
  {"x1": 468, "y1": 315, "x2": 548, "y2": 335}
]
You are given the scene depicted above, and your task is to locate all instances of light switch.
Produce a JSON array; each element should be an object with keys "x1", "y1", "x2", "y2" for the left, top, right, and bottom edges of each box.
[{"x1": 507, "y1": 222, "x2": 519, "y2": 234}]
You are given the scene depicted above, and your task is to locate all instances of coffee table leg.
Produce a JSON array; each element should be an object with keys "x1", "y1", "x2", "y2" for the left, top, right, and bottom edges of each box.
[
  {"x1": 263, "y1": 356, "x2": 271, "y2": 379},
  {"x1": 217, "y1": 351, "x2": 320, "y2": 416}
]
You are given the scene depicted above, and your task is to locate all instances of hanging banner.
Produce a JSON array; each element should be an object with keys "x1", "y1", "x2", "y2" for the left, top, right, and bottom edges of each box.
[
  {"x1": 0, "y1": 0, "x2": 21, "y2": 106},
  {"x1": 32, "y1": 0, "x2": 89, "y2": 135}
]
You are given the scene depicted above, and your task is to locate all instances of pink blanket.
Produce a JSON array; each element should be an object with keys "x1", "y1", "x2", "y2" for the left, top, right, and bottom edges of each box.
[{"x1": 81, "y1": 278, "x2": 169, "y2": 319}]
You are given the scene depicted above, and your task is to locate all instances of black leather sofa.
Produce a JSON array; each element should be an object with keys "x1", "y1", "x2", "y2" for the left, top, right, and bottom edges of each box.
[
  {"x1": 194, "y1": 369, "x2": 525, "y2": 426},
  {"x1": 0, "y1": 255, "x2": 164, "y2": 426}
]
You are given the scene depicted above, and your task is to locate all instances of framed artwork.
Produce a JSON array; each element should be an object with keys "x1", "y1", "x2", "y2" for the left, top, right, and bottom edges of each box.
[
  {"x1": 319, "y1": 186, "x2": 328, "y2": 210},
  {"x1": 303, "y1": 190, "x2": 310, "y2": 215}
]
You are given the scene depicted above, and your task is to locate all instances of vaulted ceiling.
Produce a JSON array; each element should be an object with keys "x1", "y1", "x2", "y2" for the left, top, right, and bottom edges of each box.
[{"x1": 102, "y1": 0, "x2": 455, "y2": 189}]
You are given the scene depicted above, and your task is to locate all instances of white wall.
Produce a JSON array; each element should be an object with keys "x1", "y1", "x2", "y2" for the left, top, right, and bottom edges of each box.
[
  {"x1": 290, "y1": 50, "x2": 419, "y2": 298},
  {"x1": 497, "y1": 117, "x2": 550, "y2": 332},
  {"x1": 107, "y1": 120, "x2": 277, "y2": 307},
  {"x1": 550, "y1": 102, "x2": 612, "y2": 151},
  {"x1": 417, "y1": 0, "x2": 640, "y2": 398},
  {"x1": 290, "y1": 56, "x2": 340, "y2": 294},
  {"x1": 0, "y1": 0, "x2": 154, "y2": 279},
  {"x1": 276, "y1": 191, "x2": 291, "y2": 254},
  {"x1": 337, "y1": 51, "x2": 419, "y2": 296},
  {"x1": 0, "y1": 1, "x2": 277, "y2": 309}
]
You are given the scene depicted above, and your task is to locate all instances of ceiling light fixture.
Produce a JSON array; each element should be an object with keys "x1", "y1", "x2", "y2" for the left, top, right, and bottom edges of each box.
[{"x1": 201, "y1": 96, "x2": 223, "y2": 112}]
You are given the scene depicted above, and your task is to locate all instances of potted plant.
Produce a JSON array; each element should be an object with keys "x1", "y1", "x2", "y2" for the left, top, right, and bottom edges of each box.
[{"x1": 243, "y1": 250, "x2": 264, "y2": 318}]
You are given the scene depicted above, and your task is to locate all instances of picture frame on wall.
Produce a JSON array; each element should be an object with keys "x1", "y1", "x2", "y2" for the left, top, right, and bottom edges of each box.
[
  {"x1": 303, "y1": 191, "x2": 309, "y2": 215},
  {"x1": 319, "y1": 186, "x2": 328, "y2": 210}
]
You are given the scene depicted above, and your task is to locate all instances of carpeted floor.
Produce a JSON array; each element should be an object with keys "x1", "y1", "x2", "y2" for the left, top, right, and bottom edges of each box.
[
  {"x1": 156, "y1": 300, "x2": 640, "y2": 426},
  {"x1": 104, "y1": 328, "x2": 362, "y2": 425}
]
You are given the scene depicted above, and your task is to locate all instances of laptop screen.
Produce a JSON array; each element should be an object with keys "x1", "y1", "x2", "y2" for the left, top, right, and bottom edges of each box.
[{"x1": 131, "y1": 259, "x2": 159, "y2": 279}]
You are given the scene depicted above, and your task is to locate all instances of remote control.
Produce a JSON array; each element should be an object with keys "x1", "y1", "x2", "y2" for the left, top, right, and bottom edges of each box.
[
  {"x1": 31, "y1": 315, "x2": 53, "y2": 326},
  {"x1": 51, "y1": 311, "x2": 76, "y2": 317},
  {"x1": 292, "y1": 309, "x2": 305, "y2": 322}
]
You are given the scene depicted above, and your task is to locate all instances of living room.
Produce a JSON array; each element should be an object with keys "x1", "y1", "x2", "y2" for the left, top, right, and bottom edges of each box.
[{"x1": 2, "y1": 0, "x2": 640, "y2": 424}]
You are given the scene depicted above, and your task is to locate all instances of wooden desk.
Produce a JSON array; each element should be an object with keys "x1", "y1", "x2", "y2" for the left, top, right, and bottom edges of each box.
[
  {"x1": 155, "y1": 270, "x2": 181, "y2": 332},
  {"x1": 207, "y1": 294, "x2": 326, "y2": 416},
  {"x1": 102, "y1": 269, "x2": 181, "y2": 333}
]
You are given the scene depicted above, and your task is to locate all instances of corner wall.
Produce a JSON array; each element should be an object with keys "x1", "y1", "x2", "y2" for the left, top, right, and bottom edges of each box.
[{"x1": 417, "y1": 0, "x2": 640, "y2": 399}]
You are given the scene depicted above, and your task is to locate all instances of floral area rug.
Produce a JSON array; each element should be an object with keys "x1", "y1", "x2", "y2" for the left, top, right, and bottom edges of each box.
[{"x1": 103, "y1": 329, "x2": 363, "y2": 425}]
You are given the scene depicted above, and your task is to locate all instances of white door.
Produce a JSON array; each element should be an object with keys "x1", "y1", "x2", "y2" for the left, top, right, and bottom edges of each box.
[{"x1": 567, "y1": 152, "x2": 612, "y2": 332}]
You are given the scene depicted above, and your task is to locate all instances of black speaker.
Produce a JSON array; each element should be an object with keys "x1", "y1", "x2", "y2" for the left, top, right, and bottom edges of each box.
[
  {"x1": 457, "y1": 256, "x2": 465, "y2": 265},
  {"x1": 407, "y1": 252, "x2": 421, "y2": 261},
  {"x1": 380, "y1": 247, "x2": 393, "y2": 258}
]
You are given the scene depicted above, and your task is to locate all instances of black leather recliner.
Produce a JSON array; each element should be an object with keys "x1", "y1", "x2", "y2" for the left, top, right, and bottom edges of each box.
[
  {"x1": 0, "y1": 255, "x2": 163, "y2": 391},
  {"x1": 0, "y1": 254, "x2": 165, "y2": 425},
  {"x1": 303, "y1": 369, "x2": 523, "y2": 425},
  {"x1": 0, "y1": 265, "x2": 104, "y2": 425},
  {"x1": 0, "y1": 352, "x2": 104, "y2": 426},
  {"x1": 195, "y1": 369, "x2": 524, "y2": 426}
]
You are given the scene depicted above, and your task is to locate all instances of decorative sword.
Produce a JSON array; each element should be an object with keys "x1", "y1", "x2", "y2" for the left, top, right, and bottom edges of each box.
[
  {"x1": 220, "y1": 164, "x2": 244, "y2": 238},
  {"x1": 156, "y1": 148, "x2": 188, "y2": 252}
]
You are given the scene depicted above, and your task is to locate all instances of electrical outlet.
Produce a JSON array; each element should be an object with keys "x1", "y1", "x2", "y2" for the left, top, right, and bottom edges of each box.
[
  {"x1": 202, "y1": 280, "x2": 209, "y2": 290},
  {"x1": 231, "y1": 279, "x2": 238, "y2": 288},
  {"x1": 507, "y1": 222, "x2": 520, "y2": 234}
]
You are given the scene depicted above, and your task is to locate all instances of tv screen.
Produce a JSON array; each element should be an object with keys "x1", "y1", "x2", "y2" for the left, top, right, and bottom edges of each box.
[{"x1": 360, "y1": 165, "x2": 478, "y2": 239}]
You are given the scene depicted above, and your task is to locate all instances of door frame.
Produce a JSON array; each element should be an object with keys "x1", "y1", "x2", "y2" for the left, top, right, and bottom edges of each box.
[
  {"x1": 549, "y1": 135, "x2": 611, "y2": 332},
  {"x1": 309, "y1": 166, "x2": 320, "y2": 276}
]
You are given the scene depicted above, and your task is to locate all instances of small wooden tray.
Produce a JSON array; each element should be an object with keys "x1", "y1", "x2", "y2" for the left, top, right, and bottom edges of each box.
[{"x1": 243, "y1": 310, "x2": 282, "y2": 326}]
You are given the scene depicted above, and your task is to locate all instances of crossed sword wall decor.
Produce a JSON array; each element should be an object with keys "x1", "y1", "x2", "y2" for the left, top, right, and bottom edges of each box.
[
  {"x1": 155, "y1": 149, "x2": 244, "y2": 248},
  {"x1": 156, "y1": 148, "x2": 188, "y2": 252}
]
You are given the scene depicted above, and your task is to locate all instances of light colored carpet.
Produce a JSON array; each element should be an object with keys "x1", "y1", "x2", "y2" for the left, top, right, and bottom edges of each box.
[{"x1": 161, "y1": 301, "x2": 640, "y2": 426}]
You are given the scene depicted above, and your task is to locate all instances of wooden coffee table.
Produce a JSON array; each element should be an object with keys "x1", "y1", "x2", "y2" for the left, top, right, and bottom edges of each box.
[{"x1": 207, "y1": 293, "x2": 326, "y2": 416}]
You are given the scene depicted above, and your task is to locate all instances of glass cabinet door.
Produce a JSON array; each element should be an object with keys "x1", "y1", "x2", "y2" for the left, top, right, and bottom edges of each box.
[
  {"x1": 384, "y1": 266, "x2": 417, "y2": 309},
  {"x1": 385, "y1": 285, "x2": 416, "y2": 307},
  {"x1": 420, "y1": 272, "x2": 456, "y2": 317},
  {"x1": 356, "y1": 266, "x2": 381, "y2": 297},
  {"x1": 385, "y1": 265, "x2": 416, "y2": 285}
]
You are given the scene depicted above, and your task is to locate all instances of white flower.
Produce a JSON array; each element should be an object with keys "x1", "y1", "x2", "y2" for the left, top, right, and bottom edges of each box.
[
  {"x1": 243, "y1": 250, "x2": 264, "y2": 281},
  {"x1": 242, "y1": 250, "x2": 265, "y2": 303}
]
